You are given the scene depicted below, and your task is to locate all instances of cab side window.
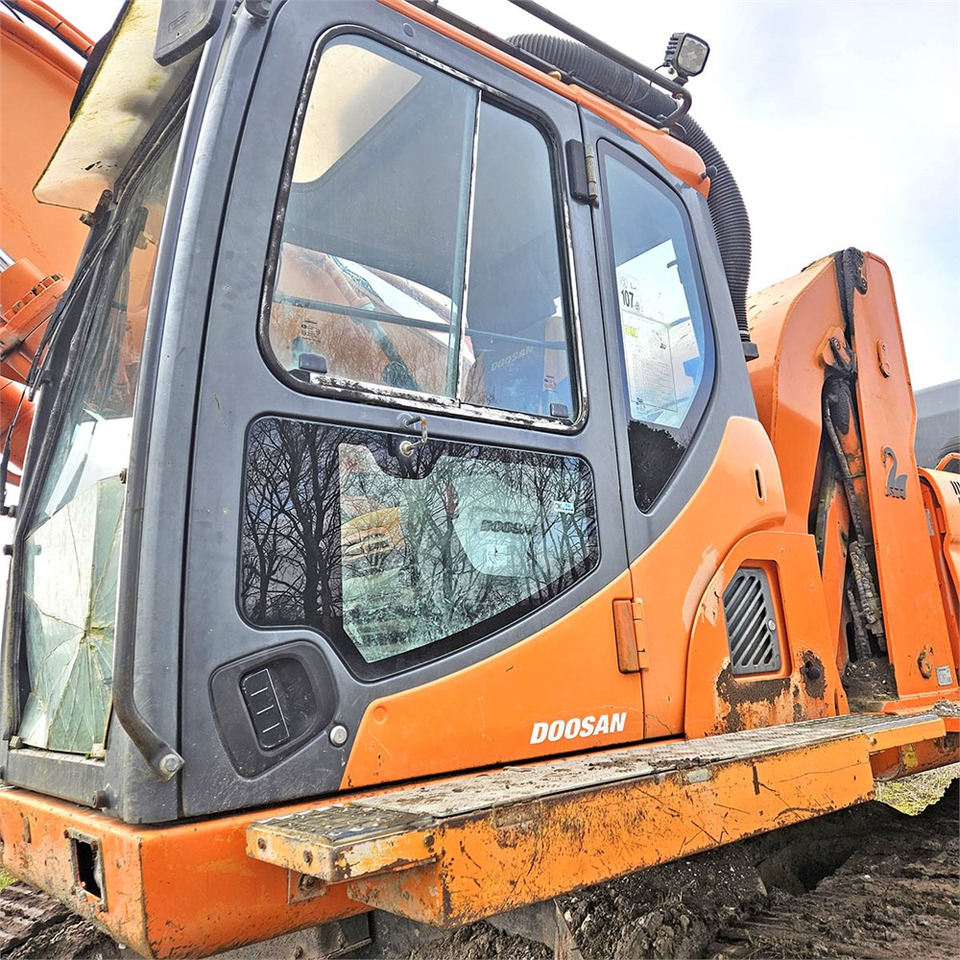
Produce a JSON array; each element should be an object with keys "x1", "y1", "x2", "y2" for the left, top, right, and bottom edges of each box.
[
  {"x1": 265, "y1": 35, "x2": 577, "y2": 421},
  {"x1": 601, "y1": 146, "x2": 715, "y2": 509}
]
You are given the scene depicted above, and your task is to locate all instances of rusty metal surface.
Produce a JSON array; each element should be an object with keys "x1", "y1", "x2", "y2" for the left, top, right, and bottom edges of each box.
[
  {"x1": 350, "y1": 713, "x2": 935, "y2": 818},
  {"x1": 342, "y1": 737, "x2": 874, "y2": 926},
  {"x1": 247, "y1": 713, "x2": 943, "y2": 908}
]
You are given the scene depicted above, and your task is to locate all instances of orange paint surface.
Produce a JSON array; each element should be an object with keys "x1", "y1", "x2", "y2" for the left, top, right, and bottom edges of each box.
[
  {"x1": 0, "y1": 8, "x2": 87, "y2": 276},
  {"x1": 341, "y1": 569, "x2": 644, "y2": 789},
  {"x1": 747, "y1": 258, "x2": 842, "y2": 534},
  {"x1": 630, "y1": 417, "x2": 788, "y2": 737},
  {"x1": 345, "y1": 738, "x2": 873, "y2": 926},
  {"x1": 748, "y1": 253, "x2": 959, "y2": 705},
  {"x1": 919, "y1": 471, "x2": 960, "y2": 670},
  {"x1": 0, "y1": 788, "x2": 365, "y2": 958},
  {"x1": 852, "y1": 255, "x2": 956, "y2": 700},
  {"x1": 684, "y1": 530, "x2": 846, "y2": 739},
  {"x1": 342, "y1": 417, "x2": 789, "y2": 789}
]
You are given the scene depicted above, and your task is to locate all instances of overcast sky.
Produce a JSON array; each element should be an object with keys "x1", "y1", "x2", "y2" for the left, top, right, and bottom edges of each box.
[{"x1": 55, "y1": 0, "x2": 958, "y2": 389}]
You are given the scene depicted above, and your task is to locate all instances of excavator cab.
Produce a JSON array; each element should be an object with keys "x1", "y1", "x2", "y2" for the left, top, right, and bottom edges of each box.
[
  {"x1": 0, "y1": 1, "x2": 956, "y2": 956},
  {"x1": 2, "y1": 0, "x2": 767, "y2": 823}
]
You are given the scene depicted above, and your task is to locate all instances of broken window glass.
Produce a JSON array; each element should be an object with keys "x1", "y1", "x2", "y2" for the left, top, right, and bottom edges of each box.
[{"x1": 18, "y1": 123, "x2": 184, "y2": 754}]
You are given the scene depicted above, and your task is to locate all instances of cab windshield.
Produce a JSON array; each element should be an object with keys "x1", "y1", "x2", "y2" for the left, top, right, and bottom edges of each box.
[{"x1": 17, "y1": 121, "x2": 184, "y2": 755}]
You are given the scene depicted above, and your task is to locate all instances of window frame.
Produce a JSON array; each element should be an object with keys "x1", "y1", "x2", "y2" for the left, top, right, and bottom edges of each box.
[
  {"x1": 256, "y1": 26, "x2": 585, "y2": 433},
  {"x1": 13, "y1": 107, "x2": 191, "y2": 756}
]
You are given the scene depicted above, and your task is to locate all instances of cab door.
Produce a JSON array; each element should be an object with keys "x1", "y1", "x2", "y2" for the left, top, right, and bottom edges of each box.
[
  {"x1": 580, "y1": 109, "x2": 761, "y2": 736},
  {"x1": 179, "y1": 1, "x2": 637, "y2": 817}
]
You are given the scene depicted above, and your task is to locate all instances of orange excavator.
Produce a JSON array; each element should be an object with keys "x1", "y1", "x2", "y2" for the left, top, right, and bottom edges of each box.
[
  {"x1": 0, "y1": 1, "x2": 91, "y2": 481},
  {"x1": 0, "y1": 1, "x2": 957, "y2": 957}
]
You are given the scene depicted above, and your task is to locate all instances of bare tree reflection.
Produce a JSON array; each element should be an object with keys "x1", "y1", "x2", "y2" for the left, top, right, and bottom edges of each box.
[{"x1": 240, "y1": 417, "x2": 598, "y2": 666}]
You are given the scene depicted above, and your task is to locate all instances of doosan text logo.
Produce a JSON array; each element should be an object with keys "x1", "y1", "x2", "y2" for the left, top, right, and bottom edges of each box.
[{"x1": 530, "y1": 712, "x2": 627, "y2": 744}]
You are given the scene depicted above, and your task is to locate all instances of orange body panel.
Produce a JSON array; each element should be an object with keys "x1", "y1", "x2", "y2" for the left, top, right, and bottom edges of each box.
[
  {"x1": 343, "y1": 737, "x2": 873, "y2": 927},
  {"x1": 0, "y1": 7, "x2": 87, "y2": 276},
  {"x1": 630, "y1": 417, "x2": 789, "y2": 737},
  {"x1": 0, "y1": 376, "x2": 34, "y2": 470},
  {"x1": 870, "y1": 733, "x2": 959, "y2": 780},
  {"x1": 0, "y1": 788, "x2": 366, "y2": 959},
  {"x1": 684, "y1": 530, "x2": 846, "y2": 739},
  {"x1": 341, "y1": 417, "x2": 787, "y2": 790},
  {"x1": 376, "y1": 0, "x2": 709, "y2": 197},
  {"x1": 747, "y1": 259, "x2": 842, "y2": 534},
  {"x1": 852, "y1": 255, "x2": 956, "y2": 700},
  {"x1": 9, "y1": 715, "x2": 949, "y2": 956},
  {"x1": 0, "y1": 257, "x2": 66, "y2": 383},
  {"x1": 341, "y1": 569, "x2": 643, "y2": 789},
  {"x1": 919, "y1": 470, "x2": 960, "y2": 671},
  {"x1": 748, "y1": 254, "x2": 959, "y2": 704}
]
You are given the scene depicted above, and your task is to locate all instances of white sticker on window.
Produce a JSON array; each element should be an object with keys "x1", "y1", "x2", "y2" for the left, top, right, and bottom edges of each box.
[{"x1": 615, "y1": 238, "x2": 702, "y2": 430}]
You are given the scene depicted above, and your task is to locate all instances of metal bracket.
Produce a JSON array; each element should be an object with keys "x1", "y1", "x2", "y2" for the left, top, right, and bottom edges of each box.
[{"x1": 398, "y1": 415, "x2": 428, "y2": 458}]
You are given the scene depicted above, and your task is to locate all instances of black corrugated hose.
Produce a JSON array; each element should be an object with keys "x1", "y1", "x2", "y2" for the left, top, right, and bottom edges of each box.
[{"x1": 510, "y1": 34, "x2": 754, "y2": 355}]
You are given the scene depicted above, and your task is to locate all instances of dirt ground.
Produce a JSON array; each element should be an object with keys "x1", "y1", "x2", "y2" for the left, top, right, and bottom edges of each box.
[{"x1": 2, "y1": 770, "x2": 957, "y2": 960}]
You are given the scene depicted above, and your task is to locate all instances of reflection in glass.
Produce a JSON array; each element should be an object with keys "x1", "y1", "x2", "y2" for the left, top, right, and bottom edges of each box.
[
  {"x1": 267, "y1": 36, "x2": 576, "y2": 420},
  {"x1": 605, "y1": 154, "x2": 709, "y2": 431},
  {"x1": 602, "y1": 148, "x2": 714, "y2": 511},
  {"x1": 241, "y1": 417, "x2": 598, "y2": 672},
  {"x1": 269, "y1": 37, "x2": 474, "y2": 396}
]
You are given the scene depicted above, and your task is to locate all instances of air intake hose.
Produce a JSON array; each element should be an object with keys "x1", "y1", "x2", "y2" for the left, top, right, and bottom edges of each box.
[{"x1": 510, "y1": 34, "x2": 754, "y2": 354}]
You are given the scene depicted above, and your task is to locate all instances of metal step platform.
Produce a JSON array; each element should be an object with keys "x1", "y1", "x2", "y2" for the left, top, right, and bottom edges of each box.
[{"x1": 247, "y1": 711, "x2": 954, "y2": 927}]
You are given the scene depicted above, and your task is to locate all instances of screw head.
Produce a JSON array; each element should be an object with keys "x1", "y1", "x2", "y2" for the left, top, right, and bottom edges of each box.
[
  {"x1": 159, "y1": 753, "x2": 183, "y2": 775},
  {"x1": 766, "y1": 618, "x2": 777, "y2": 632},
  {"x1": 329, "y1": 724, "x2": 348, "y2": 747}
]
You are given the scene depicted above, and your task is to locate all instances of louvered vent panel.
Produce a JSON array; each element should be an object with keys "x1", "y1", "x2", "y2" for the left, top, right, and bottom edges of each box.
[{"x1": 722, "y1": 568, "x2": 782, "y2": 676}]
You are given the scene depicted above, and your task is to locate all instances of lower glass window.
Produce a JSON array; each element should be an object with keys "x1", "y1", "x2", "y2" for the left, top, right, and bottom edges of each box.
[{"x1": 240, "y1": 417, "x2": 598, "y2": 676}]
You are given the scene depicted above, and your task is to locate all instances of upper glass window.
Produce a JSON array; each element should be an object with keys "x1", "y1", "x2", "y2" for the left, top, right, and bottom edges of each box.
[
  {"x1": 265, "y1": 35, "x2": 576, "y2": 421},
  {"x1": 601, "y1": 145, "x2": 715, "y2": 510}
]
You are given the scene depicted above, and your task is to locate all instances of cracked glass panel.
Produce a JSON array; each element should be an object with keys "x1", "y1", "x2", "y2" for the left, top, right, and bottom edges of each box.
[
  {"x1": 240, "y1": 417, "x2": 598, "y2": 677},
  {"x1": 19, "y1": 477, "x2": 124, "y2": 751},
  {"x1": 17, "y1": 124, "x2": 183, "y2": 754}
]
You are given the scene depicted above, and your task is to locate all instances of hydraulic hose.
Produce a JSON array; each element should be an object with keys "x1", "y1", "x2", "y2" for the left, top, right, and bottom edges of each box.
[{"x1": 510, "y1": 34, "x2": 754, "y2": 355}]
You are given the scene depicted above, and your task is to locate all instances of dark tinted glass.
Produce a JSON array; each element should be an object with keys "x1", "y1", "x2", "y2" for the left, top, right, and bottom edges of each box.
[{"x1": 240, "y1": 417, "x2": 598, "y2": 677}]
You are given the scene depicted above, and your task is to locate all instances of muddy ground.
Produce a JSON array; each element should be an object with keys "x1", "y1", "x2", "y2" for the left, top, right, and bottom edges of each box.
[{"x1": 2, "y1": 771, "x2": 957, "y2": 960}]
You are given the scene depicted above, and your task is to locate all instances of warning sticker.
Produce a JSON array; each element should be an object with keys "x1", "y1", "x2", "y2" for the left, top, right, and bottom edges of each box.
[{"x1": 618, "y1": 274, "x2": 679, "y2": 421}]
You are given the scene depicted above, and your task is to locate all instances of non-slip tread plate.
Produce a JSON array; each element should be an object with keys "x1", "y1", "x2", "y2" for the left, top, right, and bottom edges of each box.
[{"x1": 251, "y1": 713, "x2": 939, "y2": 841}]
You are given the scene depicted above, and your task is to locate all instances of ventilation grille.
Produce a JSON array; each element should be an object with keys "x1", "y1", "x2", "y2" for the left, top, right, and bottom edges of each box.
[
  {"x1": 723, "y1": 568, "x2": 782, "y2": 676},
  {"x1": 950, "y1": 479, "x2": 960, "y2": 502}
]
